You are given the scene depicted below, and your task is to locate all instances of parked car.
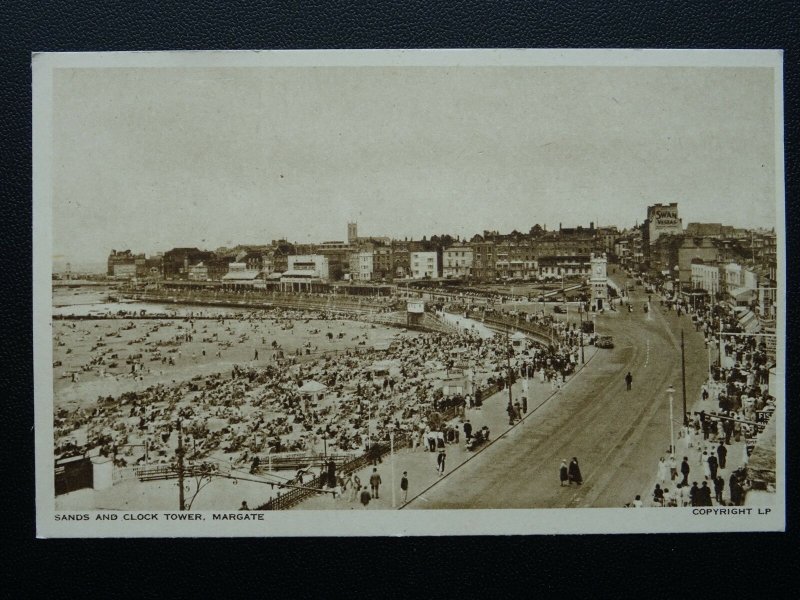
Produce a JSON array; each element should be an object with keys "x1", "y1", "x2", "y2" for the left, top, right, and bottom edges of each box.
[
  {"x1": 596, "y1": 335, "x2": 614, "y2": 349},
  {"x1": 553, "y1": 305, "x2": 567, "y2": 314}
]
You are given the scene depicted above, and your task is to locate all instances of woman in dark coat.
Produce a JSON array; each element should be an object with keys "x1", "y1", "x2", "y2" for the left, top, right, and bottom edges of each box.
[
  {"x1": 559, "y1": 460, "x2": 569, "y2": 486},
  {"x1": 568, "y1": 457, "x2": 583, "y2": 485}
]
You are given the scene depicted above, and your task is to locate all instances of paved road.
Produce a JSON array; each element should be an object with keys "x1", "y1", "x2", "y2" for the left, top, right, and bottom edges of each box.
[{"x1": 405, "y1": 274, "x2": 711, "y2": 509}]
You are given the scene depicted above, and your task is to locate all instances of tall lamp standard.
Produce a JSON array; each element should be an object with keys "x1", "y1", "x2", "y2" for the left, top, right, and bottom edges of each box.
[
  {"x1": 578, "y1": 301, "x2": 585, "y2": 365},
  {"x1": 667, "y1": 385, "x2": 676, "y2": 456},
  {"x1": 389, "y1": 422, "x2": 396, "y2": 508}
]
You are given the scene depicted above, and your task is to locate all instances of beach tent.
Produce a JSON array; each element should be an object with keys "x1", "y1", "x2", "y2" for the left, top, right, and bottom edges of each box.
[
  {"x1": 298, "y1": 380, "x2": 328, "y2": 401},
  {"x1": 369, "y1": 359, "x2": 400, "y2": 375}
]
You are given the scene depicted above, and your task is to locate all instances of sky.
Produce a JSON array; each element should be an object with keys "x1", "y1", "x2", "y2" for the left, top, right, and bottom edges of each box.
[{"x1": 50, "y1": 63, "x2": 778, "y2": 270}]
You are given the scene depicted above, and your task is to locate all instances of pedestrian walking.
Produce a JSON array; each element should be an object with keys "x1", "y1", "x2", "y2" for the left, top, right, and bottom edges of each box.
[
  {"x1": 559, "y1": 459, "x2": 569, "y2": 486},
  {"x1": 463, "y1": 420, "x2": 473, "y2": 441},
  {"x1": 674, "y1": 483, "x2": 686, "y2": 507},
  {"x1": 625, "y1": 371, "x2": 633, "y2": 391},
  {"x1": 717, "y1": 442, "x2": 727, "y2": 469},
  {"x1": 522, "y1": 396, "x2": 528, "y2": 414},
  {"x1": 708, "y1": 453, "x2": 719, "y2": 481},
  {"x1": 657, "y1": 457, "x2": 668, "y2": 483},
  {"x1": 702, "y1": 451, "x2": 712, "y2": 480},
  {"x1": 668, "y1": 455, "x2": 678, "y2": 481},
  {"x1": 400, "y1": 471, "x2": 409, "y2": 503},
  {"x1": 699, "y1": 481, "x2": 713, "y2": 506},
  {"x1": 680, "y1": 456, "x2": 691, "y2": 486},
  {"x1": 568, "y1": 457, "x2": 583, "y2": 485},
  {"x1": 714, "y1": 475, "x2": 725, "y2": 504},
  {"x1": 359, "y1": 487, "x2": 371, "y2": 509},
  {"x1": 436, "y1": 450, "x2": 447, "y2": 476},
  {"x1": 689, "y1": 481, "x2": 700, "y2": 506},
  {"x1": 351, "y1": 474, "x2": 361, "y2": 502},
  {"x1": 369, "y1": 467, "x2": 381, "y2": 499}
]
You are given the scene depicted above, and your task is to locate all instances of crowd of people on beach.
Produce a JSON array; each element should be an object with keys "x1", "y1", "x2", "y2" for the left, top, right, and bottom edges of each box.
[{"x1": 54, "y1": 302, "x2": 588, "y2": 484}]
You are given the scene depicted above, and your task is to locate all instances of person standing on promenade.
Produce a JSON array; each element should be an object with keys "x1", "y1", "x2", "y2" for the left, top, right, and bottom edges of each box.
[
  {"x1": 400, "y1": 471, "x2": 409, "y2": 504},
  {"x1": 436, "y1": 450, "x2": 447, "y2": 477},
  {"x1": 680, "y1": 456, "x2": 691, "y2": 486},
  {"x1": 507, "y1": 402, "x2": 516, "y2": 425},
  {"x1": 717, "y1": 442, "x2": 728, "y2": 469},
  {"x1": 463, "y1": 420, "x2": 472, "y2": 441},
  {"x1": 625, "y1": 372, "x2": 633, "y2": 391},
  {"x1": 568, "y1": 457, "x2": 583, "y2": 485},
  {"x1": 559, "y1": 460, "x2": 569, "y2": 486},
  {"x1": 369, "y1": 467, "x2": 382, "y2": 499}
]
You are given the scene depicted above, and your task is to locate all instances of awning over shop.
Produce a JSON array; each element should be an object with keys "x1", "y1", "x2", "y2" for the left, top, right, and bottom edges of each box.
[
  {"x1": 222, "y1": 270, "x2": 260, "y2": 281},
  {"x1": 730, "y1": 286, "x2": 757, "y2": 302},
  {"x1": 734, "y1": 308, "x2": 761, "y2": 334},
  {"x1": 746, "y1": 413, "x2": 776, "y2": 488}
]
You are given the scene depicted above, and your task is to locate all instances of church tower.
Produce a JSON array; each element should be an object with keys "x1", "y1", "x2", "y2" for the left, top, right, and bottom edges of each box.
[{"x1": 347, "y1": 222, "x2": 358, "y2": 245}]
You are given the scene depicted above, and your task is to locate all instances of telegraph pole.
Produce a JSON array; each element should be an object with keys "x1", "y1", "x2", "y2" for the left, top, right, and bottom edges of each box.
[
  {"x1": 680, "y1": 330, "x2": 687, "y2": 425},
  {"x1": 177, "y1": 419, "x2": 185, "y2": 511}
]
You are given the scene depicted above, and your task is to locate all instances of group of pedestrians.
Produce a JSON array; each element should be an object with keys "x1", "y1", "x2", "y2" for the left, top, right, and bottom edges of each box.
[
  {"x1": 342, "y1": 467, "x2": 411, "y2": 509},
  {"x1": 645, "y1": 442, "x2": 748, "y2": 507},
  {"x1": 559, "y1": 457, "x2": 583, "y2": 486}
]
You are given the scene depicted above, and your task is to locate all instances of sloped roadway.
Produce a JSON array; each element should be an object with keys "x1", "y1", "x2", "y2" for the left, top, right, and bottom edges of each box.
[{"x1": 404, "y1": 282, "x2": 710, "y2": 509}]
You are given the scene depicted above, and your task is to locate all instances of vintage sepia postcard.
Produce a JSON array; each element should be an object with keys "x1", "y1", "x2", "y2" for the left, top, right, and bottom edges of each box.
[{"x1": 33, "y1": 49, "x2": 785, "y2": 537}]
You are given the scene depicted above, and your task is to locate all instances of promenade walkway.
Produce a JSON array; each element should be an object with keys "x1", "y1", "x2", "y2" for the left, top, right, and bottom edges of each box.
[{"x1": 295, "y1": 343, "x2": 598, "y2": 510}]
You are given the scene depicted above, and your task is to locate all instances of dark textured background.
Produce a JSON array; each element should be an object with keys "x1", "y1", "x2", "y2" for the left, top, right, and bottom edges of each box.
[{"x1": 1, "y1": 0, "x2": 797, "y2": 594}]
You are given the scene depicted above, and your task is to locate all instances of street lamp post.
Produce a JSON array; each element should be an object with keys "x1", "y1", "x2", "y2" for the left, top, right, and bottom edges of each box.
[
  {"x1": 578, "y1": 302, "x2": 585, "y2": 364},
  {"x1": 667, "y1": 385, "x2": 676, "y2": 456},
  {"x1": 389, "y1": 423, "x2": 396, "y2": 508}
]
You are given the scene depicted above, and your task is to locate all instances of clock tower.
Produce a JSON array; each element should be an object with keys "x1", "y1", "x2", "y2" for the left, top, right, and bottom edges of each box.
[{"x1": 590, "y1": 252, "x2": 608, "y2": 311}]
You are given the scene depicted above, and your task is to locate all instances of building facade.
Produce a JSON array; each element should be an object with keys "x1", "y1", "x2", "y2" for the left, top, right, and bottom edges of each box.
[
  {"x1": 285, "y1": 254, "x2": 330, "y2": 282},
  {"x1": 349, "y1": 250, "x2": 374, "y2": 281},
  {"x1": 410, "y1": 251, "x2": 439, "y2": 279},
  {"x1": 691, "y1": 262, "x2": 721, "y2": 295},
  {"x1": 442, "y1": 244, "x2": 474, "y2": 279}
]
